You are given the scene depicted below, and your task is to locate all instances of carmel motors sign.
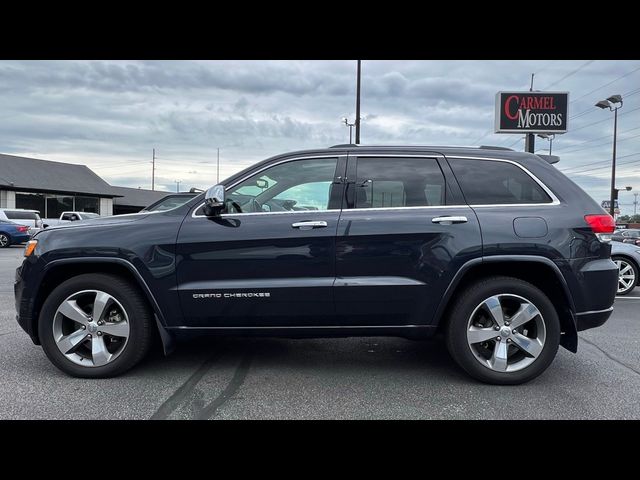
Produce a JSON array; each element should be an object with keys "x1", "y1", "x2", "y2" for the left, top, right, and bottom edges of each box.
[{"x1": 495, "y1": 91, "x2": 569, "y2": 134}]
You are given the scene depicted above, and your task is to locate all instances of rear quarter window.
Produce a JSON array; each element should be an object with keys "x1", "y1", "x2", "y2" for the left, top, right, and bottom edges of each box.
[{"x1": 448, "y1": 158, "x2": 552, "y2": 205}]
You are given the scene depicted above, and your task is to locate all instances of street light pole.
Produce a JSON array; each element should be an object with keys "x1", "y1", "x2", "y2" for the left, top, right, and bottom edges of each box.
[
  {"x1": 610, "y1": 106, "x2": 618, "y2": 218},
  {"x1": 595, "y1": 95, "x2": 623, "y2": 218},
  {"x1": 355, "y1": 60, "x2": 361, "y2": 144}
]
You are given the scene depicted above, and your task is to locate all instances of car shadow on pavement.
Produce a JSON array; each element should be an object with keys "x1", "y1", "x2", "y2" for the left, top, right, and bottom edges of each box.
[{"x1": 134, "y1": 335, "x2": 467, "y2": 381}]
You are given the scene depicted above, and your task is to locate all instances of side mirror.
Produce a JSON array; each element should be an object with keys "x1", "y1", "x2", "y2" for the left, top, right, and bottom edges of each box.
[
  {"x1": 256, "y1": 179, "x2": 269, "y2": 189},
  {"x1": 204, "y1": 184, "x2": 226, "y2": 217}
]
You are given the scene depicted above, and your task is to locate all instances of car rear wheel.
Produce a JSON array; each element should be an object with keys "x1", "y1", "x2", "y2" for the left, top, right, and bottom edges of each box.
[
  {"x1": 39, "y1": 273, "x2": 153, "y2": 378},
  {"x1": 446, "y1": 276, "x2": 560, "y2": 385},
  {"x1": 612, "y1": 256, "x2": 638, "y2": 296},
  {"x1": 0, "y1": 233, "x2": 10, "y2": 248}
]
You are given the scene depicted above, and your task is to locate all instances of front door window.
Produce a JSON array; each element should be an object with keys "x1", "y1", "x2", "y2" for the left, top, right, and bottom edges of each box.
[{"x1": 226, "y1": 158, "x2": 338, "y2": 214}]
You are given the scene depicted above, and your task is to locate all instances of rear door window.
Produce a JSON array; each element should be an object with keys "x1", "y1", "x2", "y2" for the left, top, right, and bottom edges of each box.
[
  {"x1": 354, "y1": 157, "x2": 446, "y2": 208},
  {"x1": 448, "y1": 158, "x2": 552, "y2": 205}
]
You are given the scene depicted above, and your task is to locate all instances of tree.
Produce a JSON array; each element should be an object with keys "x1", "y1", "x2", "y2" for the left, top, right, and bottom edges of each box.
[{"x1": 618, "y1": 215, "x2": 631, "y2": 223}]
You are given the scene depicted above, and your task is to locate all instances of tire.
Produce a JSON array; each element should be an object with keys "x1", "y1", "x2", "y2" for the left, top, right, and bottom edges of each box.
[
  {"x1": 39, "y1": 273, "x2": 153, "y2": 378},
  {"x1": 0, "y1": 233, "x2": 10, "y2": 248},
  {"x1": 445, "y1": 276, "x2": 560, "y2": 385},
  {"x1": 612, "y1": 256, "x2": 638, "y2": 296}
]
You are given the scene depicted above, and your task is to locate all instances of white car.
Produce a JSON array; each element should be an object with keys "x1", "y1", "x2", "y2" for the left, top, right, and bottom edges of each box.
[
  {"x1": 0, "y1": 208, "x2": 44, "y2": 236},
  {"x1": 610, "y1": 241, "x2": 640, "y2": 295}
]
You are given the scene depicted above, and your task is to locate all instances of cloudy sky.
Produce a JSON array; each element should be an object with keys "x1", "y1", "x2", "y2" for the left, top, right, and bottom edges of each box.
[{"x1": 1, "y1": 60, "x2": 639, "y2": 214}]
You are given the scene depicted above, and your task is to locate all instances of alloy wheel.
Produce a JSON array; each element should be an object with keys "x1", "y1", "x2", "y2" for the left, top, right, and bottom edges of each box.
[
  {"x1": 466, "y1": 294, "x2": 546, "y2": 373},
  {"x1": 0, "y1": 234, "x2": 8, "y2": 247},
  {"x1": 615, "y1": 259, "x2": 636, "y2": 294},
  {"x1": 52, "y1": 290, "x2": 130, "y2": 367}
]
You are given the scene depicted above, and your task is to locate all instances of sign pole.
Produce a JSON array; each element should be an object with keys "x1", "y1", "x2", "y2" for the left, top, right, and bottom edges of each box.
[{"x1": 525, "y1": 74, "x2": 535, "y2": 153}]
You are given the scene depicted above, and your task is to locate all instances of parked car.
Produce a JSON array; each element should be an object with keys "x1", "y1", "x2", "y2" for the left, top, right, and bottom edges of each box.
[
  {"x1": 0, "y1": 219, "x2": 31, "y2": 248},
  {"x1": 43, "y1": 211, "x2": 101, "y2": 227},
  {"x1": 612, "y1": 228, "x2": 640, "y2": 246},
  {"x1": 140, "y1": 193, "x2": 198, "y2": 212},
  {"x1": 610, "y1": 241, "x2": 640, "y2": 295},
  {"x1": 0, "y1": 208, "x2": 44, "y2": 236},
  {"x1": 15, "y1": 145, "x2": 619, "y2": 384}
]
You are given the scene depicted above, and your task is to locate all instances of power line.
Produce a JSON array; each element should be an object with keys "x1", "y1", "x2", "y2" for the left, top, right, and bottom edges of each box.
[
  {"x1": 567, "y1": 105, "x2": 640, "y2": 134},
  {"x1": 558, "y1": 153, "x2": 640, "y2": 175},
  {"x1": 558, "y1": 152, "x2": 640, "y2": 172},
  {"x1": 569, "y1": 87, "x2": 640, "y2": 121},
  {"x1": 569, "y1": 64, "x2": 640, "y2": 105},
  {"x1": 565, "y1": 160, "x2": 640, "y2": 176},
  {"x1": 553, "y1": 126, "x2": 640, "y2": 152},
  {"x1": 556, "y1": 133, "x2": 640, "y2": 155},
  {"x1": 542, "y1": 60, "x2": 594, "y2": 90}
]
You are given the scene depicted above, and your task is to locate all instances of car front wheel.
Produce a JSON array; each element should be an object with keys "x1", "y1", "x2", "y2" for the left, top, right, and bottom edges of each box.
[
  {"x1": 446, "y1": 276, "x2": 560, "y2": 385},
  {"x1": 612, "y1": 256, "x2": 638, "y2": 296},
  {"x1": 39, "y1": 273, "x2": 153, "y2": 378}
]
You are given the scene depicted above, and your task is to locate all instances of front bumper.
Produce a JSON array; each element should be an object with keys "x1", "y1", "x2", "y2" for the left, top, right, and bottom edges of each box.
[
  {"x1": 14, "y1": 264, "x2": 39, "y2": 344},
  {"x1": 576, "y1": 306, "x2": 614, "y2": 331}
]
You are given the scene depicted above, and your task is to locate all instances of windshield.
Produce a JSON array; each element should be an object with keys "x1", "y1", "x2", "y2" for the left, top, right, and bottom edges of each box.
[{"x1": 144, "y1": 194, "x2": 197, "y2": 212}]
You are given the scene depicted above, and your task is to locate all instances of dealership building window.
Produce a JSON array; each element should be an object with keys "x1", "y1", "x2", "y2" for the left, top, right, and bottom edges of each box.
[{"x1": 15, "y1": 192, "x2": 100, "y2": 217}]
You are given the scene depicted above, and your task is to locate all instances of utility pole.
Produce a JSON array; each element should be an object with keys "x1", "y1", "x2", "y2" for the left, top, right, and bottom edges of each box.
[
  {"x1": 217, "y1": 148, "x2": 220, "y2": 184},
  {"x1": 151, "y1": 148, "x2": 156, "y2": 191},
  {"x1": 524, "y1": 73, "x2": 535, "y2": 153},
  {"x1": 175, "y1": 180, "x2": 181, "y2": 192},
  {"x1": 355, "y1": 60, "x2": 362, "y2": 144},
  {"x1": 633, "y1": 193, "x2": 638, "y2": 216}
]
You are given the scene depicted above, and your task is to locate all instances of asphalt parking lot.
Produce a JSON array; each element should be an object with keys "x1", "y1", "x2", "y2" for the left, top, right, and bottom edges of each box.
[{"x1": 1, "y1": 245, "x2": 639, "y2": 420}]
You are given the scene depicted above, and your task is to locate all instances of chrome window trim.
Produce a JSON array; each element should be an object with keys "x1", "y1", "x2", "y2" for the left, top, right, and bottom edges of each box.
[
  {"x1": 341, "y1": 205, "x2": 469, "y2": 213},
  {"x1": 350, "y1": 153, "x2": 559, "y2": 209},
  {"x1": 192, "y1": 152, "x2": 561, "y2": 218},
  {"x1": 192, "y1": 154, "x2": 345, "y2": 219},
  {"x1": 447, "y1": 155, "x2": 561, "y2": 207},
  {"x1": 192, "y1": 206, "x2": 341, "y2": 219}
]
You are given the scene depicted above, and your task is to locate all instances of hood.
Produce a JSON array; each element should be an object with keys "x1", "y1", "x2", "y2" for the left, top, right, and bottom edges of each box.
[{"x1": 41, "y1": 212, "x2": 150, "y2": 233}]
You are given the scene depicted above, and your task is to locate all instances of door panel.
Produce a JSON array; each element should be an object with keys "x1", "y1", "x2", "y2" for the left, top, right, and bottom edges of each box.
[
  {"x1": 334, "y1": 155, "x2": 482, "y2": 326},
  {"x1": 175, "y1": 156, "x2": 345, "y2": 327}
]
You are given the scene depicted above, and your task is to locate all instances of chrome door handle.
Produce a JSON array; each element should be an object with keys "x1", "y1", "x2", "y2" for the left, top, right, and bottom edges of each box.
[
  {"x1": 291, "y1": 221, "x2": 328, "y2": 229},
  {"x1": 431, "y1": 216, "x2": 468, "y2": 224}
]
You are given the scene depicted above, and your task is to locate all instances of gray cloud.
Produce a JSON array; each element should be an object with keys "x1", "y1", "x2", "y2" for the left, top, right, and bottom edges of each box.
[{"x1": 1, "y1": 60, "x2": 639, "y2": 214}]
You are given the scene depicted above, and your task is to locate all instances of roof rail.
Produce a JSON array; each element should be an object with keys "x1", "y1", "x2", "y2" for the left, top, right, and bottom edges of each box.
[
  {"x1": 478, "y1": 145, "x2": 515, "y2": 151},
  {"x1": 329, "y1": 144, "x2": 358, "y2": 148}
]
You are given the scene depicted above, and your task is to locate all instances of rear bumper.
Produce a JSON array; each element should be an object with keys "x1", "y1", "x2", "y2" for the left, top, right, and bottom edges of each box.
[
  {"x1": 575, "y1": 306, "x2": 614, "y2": 331},
  {"x1": 12, "y1": 234, "x2": 30, "y2": 244}
]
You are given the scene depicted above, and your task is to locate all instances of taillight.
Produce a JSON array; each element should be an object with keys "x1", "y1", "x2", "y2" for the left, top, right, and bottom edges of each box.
[
  {"x1": 17, "y1": 226, "x2": 28, "y2": 233},
  {"x1": 584, "y1": 214, "x2": 615, "y2": 242}
]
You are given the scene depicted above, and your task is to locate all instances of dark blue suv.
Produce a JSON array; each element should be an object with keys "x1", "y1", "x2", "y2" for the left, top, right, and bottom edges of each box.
[{"x1": 14, "y1": 145, "x2": 619, "y2": 384}]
